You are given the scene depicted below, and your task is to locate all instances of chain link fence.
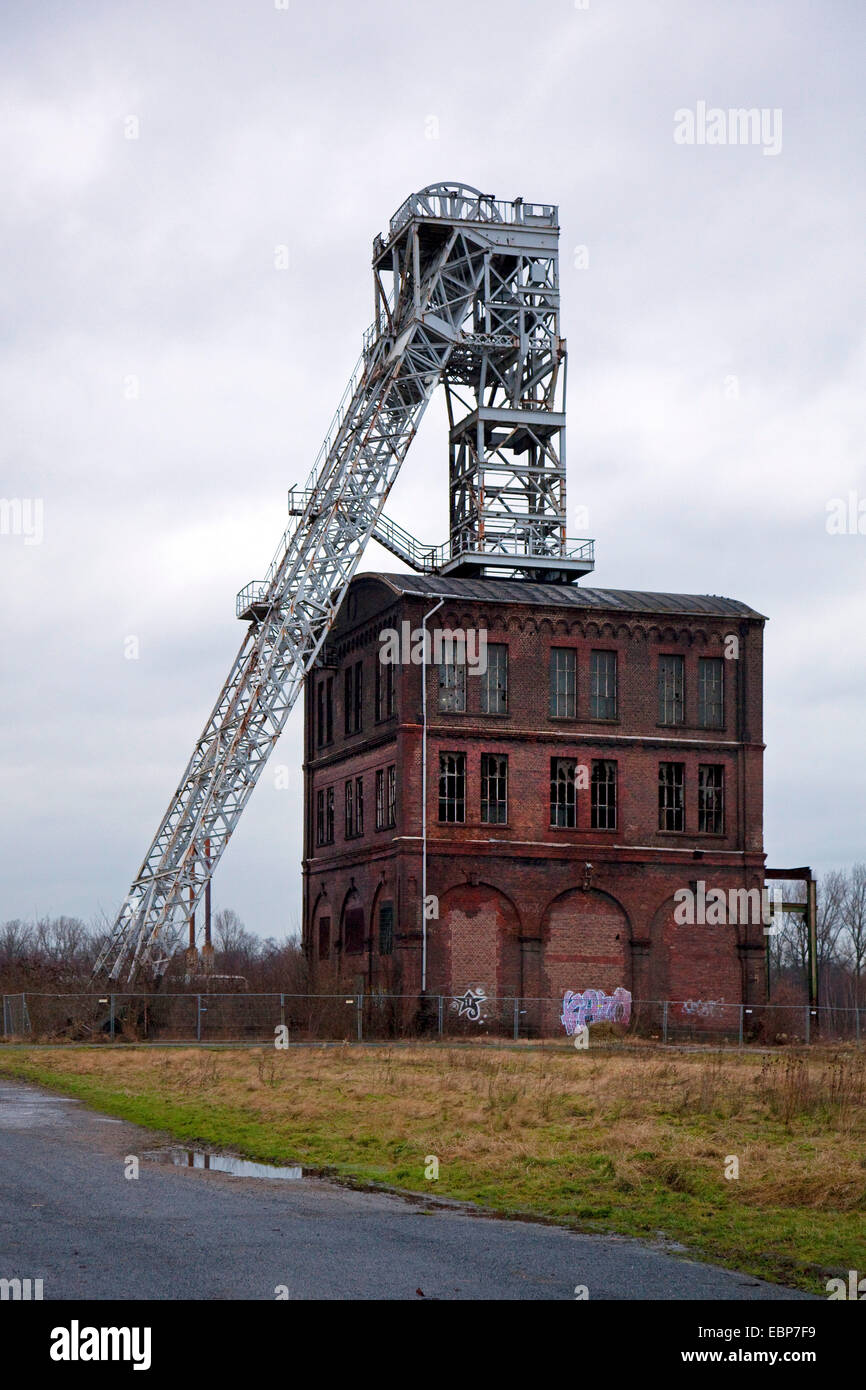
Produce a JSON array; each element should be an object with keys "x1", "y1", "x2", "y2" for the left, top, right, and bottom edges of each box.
[{"x1": 1, "y1": 991, "x2": 864, "y2": 1045}]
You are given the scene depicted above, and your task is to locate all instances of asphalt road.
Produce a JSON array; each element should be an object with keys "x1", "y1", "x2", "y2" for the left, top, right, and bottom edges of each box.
[{"x1": 0, "y1": 1080, "x2": 814, "y2": 1301}]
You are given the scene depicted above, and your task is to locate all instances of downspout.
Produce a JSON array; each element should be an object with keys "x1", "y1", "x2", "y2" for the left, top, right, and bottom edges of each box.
[{"x1": 421, "y1": 597, "x2": 445, "y2": 994}]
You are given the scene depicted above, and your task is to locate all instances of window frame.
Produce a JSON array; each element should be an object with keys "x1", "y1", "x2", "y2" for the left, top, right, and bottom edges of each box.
[
  {"x1": 549, "y1": 647, "x2": 577, "y2": 719},
  {"x1": 658, "y1": 761, "x2": 685, "y2": 832},
  {"x1": 590, "y1": 759, "x2": 617, "y2": 830},
  {"x1": 438, "y1": 751, "x2": 466, "y2": 824},
  {"x1": 550, "y1": 756, "x2": 577, "y2": 829},
  {"x1": 698, "y1": 657, "x2": 724, "y2": 730},
  {"x1": 658, "y1": 654, "x2": 685, "y2": 726},
  {"x1": 698, "y1": 763, "x2": 725, "y2": 834},
  {"x1": 480, "y1": 643, "x2": 508, "y2": 716},
  {"x1": 590, "y1": 650, "x2": 618, "y2": 721},
  {"x1": 480, "y1": 752, "x2": 508, "y2": 825}
]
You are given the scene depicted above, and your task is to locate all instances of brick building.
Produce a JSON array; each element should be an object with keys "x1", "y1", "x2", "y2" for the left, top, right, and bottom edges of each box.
[{"x1": 301, "y1": 571, "x2": 767, "y2": 1030}]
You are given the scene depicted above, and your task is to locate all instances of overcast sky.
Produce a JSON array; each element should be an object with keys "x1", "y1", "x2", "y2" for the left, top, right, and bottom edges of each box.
[{"x1": 1, "y1": 0, "x2": 864, "y2": 939}]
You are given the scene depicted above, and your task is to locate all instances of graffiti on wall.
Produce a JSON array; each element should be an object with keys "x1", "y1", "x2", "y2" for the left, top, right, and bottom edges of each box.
[
  {"x1": 561, "y1": 987, "x2": 632, "y2": 1035},
  {"x1": 451, "y1": 986, "x2": 488, "y2": 1023},
  {"x1": 679, "y1": 999, "x2": 724, "y2": 1018}
]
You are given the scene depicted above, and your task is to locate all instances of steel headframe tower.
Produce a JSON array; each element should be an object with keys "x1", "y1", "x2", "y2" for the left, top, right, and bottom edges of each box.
[{"x1": 95, "y1": 182, "x2": 593, "y2": 984}]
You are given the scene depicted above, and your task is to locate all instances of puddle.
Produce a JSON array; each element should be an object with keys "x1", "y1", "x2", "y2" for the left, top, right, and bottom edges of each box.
[{"x1": 144, "y1": 1147, "x2": 302, "y2": 1180}]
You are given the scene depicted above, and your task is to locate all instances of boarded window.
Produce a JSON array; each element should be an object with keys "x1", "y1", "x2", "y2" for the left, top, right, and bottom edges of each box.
[
  {"x1": 317, "y1": 915, "x2": 330, "y2": 960},
  {"x1": 378, "y1": 900, "x2": 394, "y2": 956},
  {"x1": 344, "y1": 907, "x2": 364, "y2": 955}
]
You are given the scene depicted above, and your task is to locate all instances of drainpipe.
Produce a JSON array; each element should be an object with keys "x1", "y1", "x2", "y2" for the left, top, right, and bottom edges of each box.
[{"x1": 421, "y1": 597, "x2": 445, "y2": 994}]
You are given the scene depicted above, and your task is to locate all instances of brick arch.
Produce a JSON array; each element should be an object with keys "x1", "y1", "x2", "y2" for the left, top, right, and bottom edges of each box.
[
  {"x1": 540, "y1": 887, "x2": 631, "y2": 1001},
  {"x1": 647, "y1": 894, "x2": 741, "y2": 1006},
  {"x1": 429, "y1": 881, "x2": 522, "y2": 999}
]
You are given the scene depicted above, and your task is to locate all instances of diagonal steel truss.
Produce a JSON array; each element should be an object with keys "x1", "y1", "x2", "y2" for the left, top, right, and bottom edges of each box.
[{"x1": 95, "y1": 184, "x2": 572, "y2": 982}]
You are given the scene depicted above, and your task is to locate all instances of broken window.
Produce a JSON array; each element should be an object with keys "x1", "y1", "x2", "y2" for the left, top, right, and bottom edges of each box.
[
  {"x1": 658, "y1": 762, "x2": 685, "y2": 831},
  {"x1": 698, "y1": 764, "x2": 724, "y2": 833},
  {"x1": 480, "y1": 753, "x2": 508, "y2": 824},
  {"x1": 550, "y1": 757, "x2": 577, "y2": 828},
  {"x1": 591, "y1": 759, "x2": 617, "y2": 830},
  {"x1": 438, "y1": 659, "x2": 466, "y2": 712}
]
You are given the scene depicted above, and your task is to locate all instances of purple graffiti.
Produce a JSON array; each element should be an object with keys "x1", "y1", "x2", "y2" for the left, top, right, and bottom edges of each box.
[{"x1": 561, "y1": 987, "x2": 632, "y2": 1035}]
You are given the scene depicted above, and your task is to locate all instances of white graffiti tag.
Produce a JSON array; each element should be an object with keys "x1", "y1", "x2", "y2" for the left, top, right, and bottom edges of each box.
[{"x1": 451, "y1": 987, "x2": 487, "y2": 1022}]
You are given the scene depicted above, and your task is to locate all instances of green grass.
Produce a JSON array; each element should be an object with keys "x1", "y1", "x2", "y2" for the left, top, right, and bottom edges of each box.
[{"x1": 0, "y1": 1043, "x2": 862, "y2": 1296}]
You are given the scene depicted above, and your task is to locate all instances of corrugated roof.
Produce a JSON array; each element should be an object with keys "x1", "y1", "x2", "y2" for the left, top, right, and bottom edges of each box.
[{"x1": 355, "y1": 571, "x2": 766, "y2": 620}]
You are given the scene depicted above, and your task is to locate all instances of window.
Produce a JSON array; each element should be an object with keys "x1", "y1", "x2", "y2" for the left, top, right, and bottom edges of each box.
[
  {"x1": 480, "y1": 644, "x2": 508, "y2": 714},
  {"x1": 378, "y1": 900, "x2": 394, "y2": 955},
  {"x1": 550, "y1": 757, "x2": 577, "y2": 828},
  {"x1": 698, "y1": 764, "x2": 724, "y2": 834},
  {"x1": 315, "y1": 787, "x2": 334, "y2": 846},
  {"x1": 344, "y1": 661, "x2": 363, "y2": 734},
  {"x1": 659, "y1": 762, "x2": 685, "y2": 832},
  {"x1": 438, "y1": 752, "x2": 466, "y2": 823},
  {"x1": 549, "y1": 648, "x2": 576, "y2": 718},
  {"x1": 315, "y1": 676, "x2": 333, "y2": 748},
  {"x1": 344, "y1": 907, "x2": 364, "y2": 955},
  {"x1": 317, "y1": 916, "x2": 330, "y2": 961},
  {"x1": 438, "y1": 660, "x2": 466, "y2": 712},
  {"x1": 480, "y1": 753, "x2": 508, "y2": 824},
  {"x1": 344, "y1": 777, "x2": 364, "y2": 838},
  {"x1": 658, "y1": 655, "x2": 685, "y2": 725},
  {"x1": 591, "y1": 651, "x2": 617, "y2": 720},
  {"x1": 591, "y1": 760, "x2": 617, "y2": 830},
  {"x1": 375, "y1": 766, "x2": 396, "y2": 830},
  {"x1": 698, "y1": 658, "x2": 724, "y2": 729},
  {"x1": 376, "y1": 659, "x2": 395, "y2": 722}
]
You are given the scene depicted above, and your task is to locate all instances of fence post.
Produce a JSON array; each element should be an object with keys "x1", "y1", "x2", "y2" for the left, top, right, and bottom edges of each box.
[
  {"x1": 857, "y1": 1007, "x2": 861, "y2": 1044},
  {"x1": 109, "y1": 994, "x2": 116, "y2": 1041},
  {"x1": 805, "y1": 1006, "x2": 810, "y2": 1045},
  {"x1": 2, "y1": 995, "x2": 6, "y2": 1037},
  {"x1": 513, "y1": 997, "x2": 519, "y2": 1041},
  {"x1": 196, "y1": 995, "x2": 202, "y2": 1043},
  {"x1": 662, "y1": 1000, "x2": 668, "y2": 1044},
  {"x1": 356, "y1": 993, "x2": 363, "y2": 1043},
  {"x1": 280, "y1": 993, "x2": 285, "y2": 1029},
  {"x1": 437, "y1": 995, "x2": 443, "y2": 1037},
  {"x1": 738, "y1": 1004, "x2": 744, "y2": 1048}
]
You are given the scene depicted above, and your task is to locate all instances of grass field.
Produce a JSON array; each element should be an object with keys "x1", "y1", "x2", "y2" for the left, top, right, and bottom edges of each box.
[{"x1": 1, "y1": 1041, "x2": 863, "y2": 1295}]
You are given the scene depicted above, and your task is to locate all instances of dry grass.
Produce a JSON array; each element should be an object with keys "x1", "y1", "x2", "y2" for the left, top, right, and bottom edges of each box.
[{"x1": 1, "y1": 1042, "x2": 863, "y2": 1292}]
